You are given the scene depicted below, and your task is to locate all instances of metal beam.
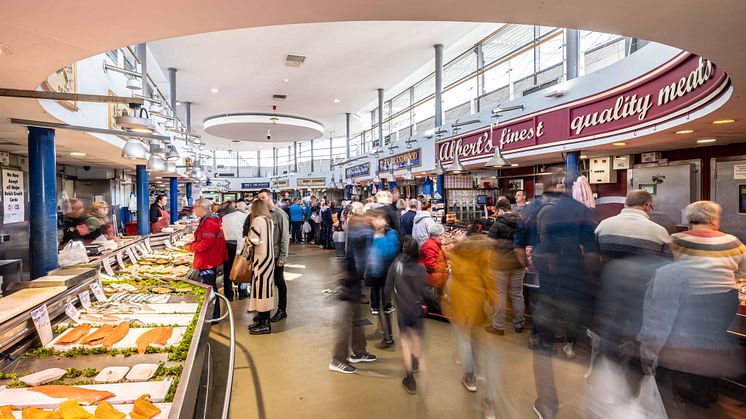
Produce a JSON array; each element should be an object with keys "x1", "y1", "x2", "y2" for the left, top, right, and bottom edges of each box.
[
  {"x1": 10, "y1": 118, "x2": 170, "y2": 141},
  {"x1": 0, "y1": 88, "x2": 143, "y2": 105}
]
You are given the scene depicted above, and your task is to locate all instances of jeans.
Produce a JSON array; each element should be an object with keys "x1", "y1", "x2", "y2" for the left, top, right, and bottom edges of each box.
[
  {"x1": 274, "y1": 263, "x2": 287, "y2": 311},
  {"x1": 223, "y1": 241, "x2": 237, "y2": 300},
  {"x1": 199, "y1": 268, "x2": 220, "y2": 319},
  {"x1": 291, "y1": 221, "x2": 302, "y2": 243},
  {"x1": 370, "y1": 284, "x2": 391, "y2": 311},
  {"x1": 321, "y1": 223, "x2": 333, "y2": 248},
  {"x1": 452, "y1": 325, "x2": 500, "y2": 404},
  {"x1": 491, "y1": 269, "x2": 525, "y2": 330},
  {"x1": 332, "y1": 300, "x2": 367, "y2": 362}
]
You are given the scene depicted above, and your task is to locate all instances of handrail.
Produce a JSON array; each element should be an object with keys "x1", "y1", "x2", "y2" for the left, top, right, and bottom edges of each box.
[{"x1": 208, "y1": 293, "x2": 235, "y2": 419}]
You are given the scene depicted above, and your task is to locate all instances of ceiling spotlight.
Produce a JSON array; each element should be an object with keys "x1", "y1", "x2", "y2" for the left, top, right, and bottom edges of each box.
[
  {"x1": 580, "y1": 155, "x2": 588, "y2": 159},
  {"x1": 283, "y1": 78, "x2": 289, "y2": 82},
  {"x1": 712, "y1": 119, "x2": 735, "y2": 124},
  {"x1": 116, "y1": 107, "x2": 154, "y2": 133},
  {"x1": 70, "y1": 152, "x2": 86, "y2": 157},
  {"x1": 0, "y1": 43, "x2": 15, "y2": 56},
  {"x1": 697, "y1": 138, "x2": 717, "y2": 143},
  {"x1": 146, "y1": 153, "x2": 166, "y2": 171},
  {"x1": 126, "y1": 78, "x2": 142, "y2": 90},
  {"x1": 121, "y1": 138, "x2": 148, "y2": 160},
  {"x1": 675, "y1": 129, "x2": 694, "y2": 134},
  {"x1": 334, "y1": 99, "x2": 340, "y2": 103},
  {"x1": 511, "y1": 163, "x2": 519, "y2": 167},
  {"x1": 211, "y1": 88, "x2": 219, "y2": 93},
  {"x1": 612, "y1": 142, "x2": 627, "y2": 146}
]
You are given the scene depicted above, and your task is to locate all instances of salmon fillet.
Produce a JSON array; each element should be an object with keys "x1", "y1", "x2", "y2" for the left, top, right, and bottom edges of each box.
[
  {"x1": 79, "y1": 324, "x2": 113, "y2": 346},
  {"x1": 20, "y1": 407, "x2": 59, "y2": 419},
  {"x1": 135, "y1": 327, "x2": 172, "y2": 354},
  {"x1": 101, "y1": 322, "x2": 129, "y2": 350},
  {"x1": 0, "y1": 405, "x2": 15, "y2": 419},
  {"x1": 27, "y1": 385, "x2": 114, "y2": 405},
  {"x1": 93, "y1": 401, "x2": 125, "y2": 419},
  {"x1": 57, "y1": 324, "x2": 92, "y2": 345}
]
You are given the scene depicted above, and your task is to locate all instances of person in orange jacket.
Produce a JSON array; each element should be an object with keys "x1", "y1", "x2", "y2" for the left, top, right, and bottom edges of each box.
[{"x1": 187, "y1": 198, "x2": 228, "y2": 320}]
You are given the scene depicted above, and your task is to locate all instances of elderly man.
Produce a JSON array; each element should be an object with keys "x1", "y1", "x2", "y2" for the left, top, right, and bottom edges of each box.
[
  {"x1": 400, "y1": 199, "x2": 418, "y2": 236},
  {"x1": 257, "y1": 189, "x2": 290, "y2": 322},
  {"x1": 187, "y1": 198, "x2": 228, "y2": 319}
]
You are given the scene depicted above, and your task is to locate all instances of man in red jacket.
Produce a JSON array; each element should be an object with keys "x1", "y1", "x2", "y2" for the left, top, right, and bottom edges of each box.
[{"x1": 188, "y1": 198, "x2": 228, "y2": 319}]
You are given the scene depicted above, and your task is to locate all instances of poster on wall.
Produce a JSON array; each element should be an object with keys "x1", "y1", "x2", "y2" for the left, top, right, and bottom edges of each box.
[{"x1": 2, "y1": 169, "x2": 25, "y2": 224}]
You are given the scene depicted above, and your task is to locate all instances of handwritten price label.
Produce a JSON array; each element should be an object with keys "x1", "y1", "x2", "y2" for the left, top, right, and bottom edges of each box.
[
  {"x1": 90, "y1": 281, "x2": 107, "y2": 302},
  {"x1": 78, "y1": 291, "x2": 91, "y2": 309},
  {"x1": 64, "y1": 302, "x2": 80, "y2": 322},
  {"x1": 30, "y1": 304, "x2": 53, "y2": 346}
]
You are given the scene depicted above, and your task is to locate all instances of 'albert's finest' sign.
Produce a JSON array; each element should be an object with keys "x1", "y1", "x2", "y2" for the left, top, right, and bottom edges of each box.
[
  {"x1": 346, "y1": 162, "x2": 370, "y2": 178},
  {"x1": 437, "y1": 54, "x2": 728, "y2": 164},
  {"x1": 378, "y1": 149, "x2": 421, "y2": 172}
]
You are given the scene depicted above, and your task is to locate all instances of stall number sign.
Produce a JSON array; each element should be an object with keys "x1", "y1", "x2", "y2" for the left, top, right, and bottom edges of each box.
[
  {"x1": 31, "y1": 304, "x2": 53, "y2": 346},
  {"x1": 2, "y1": 169, "x2": 24, "y2": 224}
]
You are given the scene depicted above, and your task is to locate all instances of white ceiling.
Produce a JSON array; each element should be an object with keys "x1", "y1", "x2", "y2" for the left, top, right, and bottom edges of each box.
[{"x1": 149, "y1": 21, "x2": 500, "y2": 151}]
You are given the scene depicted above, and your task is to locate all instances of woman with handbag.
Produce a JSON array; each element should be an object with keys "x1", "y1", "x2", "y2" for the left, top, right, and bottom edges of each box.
[{"x1": 239, "y1": 198, "x2": 276, "y2": 335}]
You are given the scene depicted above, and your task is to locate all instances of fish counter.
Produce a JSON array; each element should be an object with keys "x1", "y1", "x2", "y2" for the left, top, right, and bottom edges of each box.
[{"x1": 0, "y1": 230, "x2": 229, "y2": 419}]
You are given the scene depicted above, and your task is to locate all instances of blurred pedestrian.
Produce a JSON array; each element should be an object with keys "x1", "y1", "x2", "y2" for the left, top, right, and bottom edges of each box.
[{"x1": 366, "y1": 209, "x2": 400, "y2": 349}]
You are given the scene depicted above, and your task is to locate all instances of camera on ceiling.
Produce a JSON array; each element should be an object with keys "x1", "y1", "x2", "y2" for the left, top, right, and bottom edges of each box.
[{"x1": 266, "y1": 129, "x2": 271, "y2": 141}]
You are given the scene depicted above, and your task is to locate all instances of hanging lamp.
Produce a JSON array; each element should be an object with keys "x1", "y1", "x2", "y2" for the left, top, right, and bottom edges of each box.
[
  {"x1": 121, "y1": 138, "x2": 148, "y2": 160},
  {"x1": 484, "y1": 123, "x2": 511, "y2": 168},
  {"x1": 446, "y1": 153, "x2": 467, "y2": 174}
]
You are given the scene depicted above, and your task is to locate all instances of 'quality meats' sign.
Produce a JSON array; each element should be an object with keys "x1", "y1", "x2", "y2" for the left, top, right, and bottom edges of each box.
[
  {"x1": 436, "y1": 54, "x2": 729, "y2": 164},
  {"x1": 378, "y1": 149, "x2": 421, "y2": 172},
  {"x1": 345, "y1": 162, "x2": 370, "y2": 178}
]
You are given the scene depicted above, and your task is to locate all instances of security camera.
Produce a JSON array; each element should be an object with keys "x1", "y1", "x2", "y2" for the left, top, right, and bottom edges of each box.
[
  {"x1": 266, "y1": 129, "x2": 271, "y2": 141},
  {"x1": 83, "y1": 166, "x2": 91, "y2": 171}
]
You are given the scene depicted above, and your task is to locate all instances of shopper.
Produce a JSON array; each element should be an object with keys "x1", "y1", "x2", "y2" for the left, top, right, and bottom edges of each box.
[
  {"x1": 85, "y1": 200, "x2": 119, "y2": 242},
  {"x1": 374, "y1": 190, "x2": 401, "y2": 236},
  {"x1": 289, "y1": 198, "x2": 303, "y2": 243},
  {"x1": 396, "y1": 198, "x2": 407, "y2": 216},
  {"x1": 486, "y1": 199, "x2": 525, "y2": 335},
  {"x1": 244, "y1": 198, "x2": 276, "y2": 335},
  {"x1": 385, "y1": 236, "x2": 426, "y2": 394},
  {"x1": 309, "y1": 196, "x2": 321, "y2": 244},
  {"x1": 330, "y1": 202, "x2": 377, "y2": 374},
  {"x1": 366, "y1": 208, "x2": 400, "y2": 349},
  {"x1": 512, "y1": 189, "x2": 528, "y2": 216},
  {"x1": 251, "y1": 189, "x2": 290, "y2": 323},
  {"x1": 222, "y1": 202, "x2": 249, "y2": 301},
  {"x1": 319, "y1": 200, "x2": 334, "y2": 249},
  {"x1": 400, "y1": 199, "x2": 418, "y2": 236},
  {"x1": 419, "y1": 223, "x2": 448, "y2": 313},
  {"x1": 412, "y1": 201, "x2": 436, "y2": 245},
  {"x1": 187, "y1": 198, "x2": 228, "y2": 320},
  {"x1": 61, "y1": 199, "x2": 96, "y2": 245},
  {"x1": 149, "y1": 194, "x2": 169, "y2": 233},
  {"x1": 236, "y1": 201, "x2": 248, "y2": 214}
]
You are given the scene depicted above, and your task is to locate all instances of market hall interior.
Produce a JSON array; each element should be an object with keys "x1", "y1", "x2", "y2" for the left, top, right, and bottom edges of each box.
[{"x1": 0, "y1": 1, "x2": 746, "y2": 418}]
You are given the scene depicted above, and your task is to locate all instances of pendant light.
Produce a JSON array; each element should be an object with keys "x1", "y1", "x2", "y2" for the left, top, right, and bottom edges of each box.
[
  {"x1": 121, "y1": 138, "x2": 148, "y2": 160},
  {"x1": 484, "y1": 123, "x2": 511, "y2": 168},
  {"x1": 446, "y1": 153, "x2": 467, "y2": 174},
  {"x1": 404, "y1": 168, "x2": 414, "y2": 181},
  {"x1": 165, "y1": 144, "x2": 180, "y2": 162},
  {"x1": 164, "y1": 162, "x2": 177, "y2": 173},
  {"x1": 116, "y1": 107, "x2": 154, "y2": 134},
  {"x1": 146, "y1": 153, "x2": 165, "y2": 171},
  {"x1": 126, "y1": 77, "x2": 142, "y2": 90},
  {"x1": 433, "y1": 159, "x2": 445, "y2": 175}
]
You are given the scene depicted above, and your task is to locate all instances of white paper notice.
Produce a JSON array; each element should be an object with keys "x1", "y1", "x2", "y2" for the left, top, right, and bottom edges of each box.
[
  {"x1": 78, "y1": 291, "x2": 92, "y2": 309},
  {"x1": 64, "y1": 302, "x2": 80, "y2": 322},
  {"x1": 30, "y1": 304, "x2": 53, "y2": 346},
  {"x1": 90, "y1": 281, "x2": 107, "y2": 302},
  {"x1": 734, "y1": 163, "x2": 746, "y2": 180},
  {"x1": 2, "y1": 169, "x2": 25, "y2": 224}
]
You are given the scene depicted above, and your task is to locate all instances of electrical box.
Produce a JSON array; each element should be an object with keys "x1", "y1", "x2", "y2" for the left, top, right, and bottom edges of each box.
[
  {"x1": 589, "y1": 157, "x2": 617, "y2": 184},
  {"x1": 613, "y1": 155, "x2": 632, "y2": 170},
  {"x1": 641, "y1": 152, "x2": 661, "y2": 163}
]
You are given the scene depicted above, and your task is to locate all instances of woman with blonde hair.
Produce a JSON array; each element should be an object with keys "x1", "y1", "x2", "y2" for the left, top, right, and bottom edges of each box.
[
  {"x1": 85, "y1": 200, "x2": 119, "y2": 242},
  {"x1": 242, "y1": 198, "x2": 276, "y2": 335}
]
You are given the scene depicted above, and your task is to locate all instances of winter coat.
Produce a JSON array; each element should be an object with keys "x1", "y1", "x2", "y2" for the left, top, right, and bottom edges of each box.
[
  {"x1": 365, "y1": 229, "x2": 400, "y2": 285},
  {"x1": 400, "y1": 210, "x2": 417, "y2": 236},
  {"x1": 343, "y1": 216, "x2": 374, "y2": 301},
  {"x1": 412, "y1": 211, "x2": 436, "y2": 245},
  {"x1": 446, "y1": 235, "x2": 494, "y2": 331},
  {"x1": 289, "y1": 204, "x2": 303, "y2": 222},
  {"x1": 385, "y1": 254, "x2": 426, "y2": 320},
  {"x1": 188, "y1": 212, "x2": 228, "y2": 270},
  {"x1": 419, "y1": 237, "x2": 448, "y2": 288},
  {"x1": 488, "y1": 212, "x2": 522, "y2": 271}
]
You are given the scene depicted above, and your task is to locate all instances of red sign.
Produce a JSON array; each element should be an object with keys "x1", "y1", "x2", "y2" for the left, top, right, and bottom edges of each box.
[{"x1": 436, "y1": 53, "x2": 729, "y2": 164}]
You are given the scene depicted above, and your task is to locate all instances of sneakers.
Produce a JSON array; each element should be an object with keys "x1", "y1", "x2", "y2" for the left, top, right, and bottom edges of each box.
[
  {"x1": 329, "y1": 360, "x2": 357, "y2": 374},
  {"x1": 402, "y1": 375, "x2": 416, "y2": 395},
  {"x1": 484, "y1": 325, "x2": 505, "y2": 336},
  {"x1": 371, "y1": 308, "x2": 380, "y2": 315},
  {"x1": 384, "y1": 306, "x2": 396, "y2": 314},
  {"x1": 482, "y1": 399, "x2": 496, "y2": 419},
  {"x1": 461, "y1": 374, "x2": 477, "y2": 392},
  {"x1": 562, "y1": 342, "x2": 576, "y2": 360},
  {"x1": 348, "y1": 352, "x2": 377, "y2": 364},
  {"x1": 515, "y1": 325, "x2": 524, "y2": 334},
  {"x1": 532, "y1": 399, "x2": 555, "y2": 419},
  {"x1": 375, "y1": 339, "x2": 395, "y2": 349}
]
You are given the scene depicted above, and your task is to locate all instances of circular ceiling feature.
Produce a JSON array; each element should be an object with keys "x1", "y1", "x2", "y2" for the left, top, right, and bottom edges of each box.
[{"x1": 203, "y1": 113, "x2": 324, "y2": 142}]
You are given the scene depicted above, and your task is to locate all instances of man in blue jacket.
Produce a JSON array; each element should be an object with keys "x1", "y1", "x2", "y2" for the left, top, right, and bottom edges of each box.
[{"x1": 289, "y1": 198, "x2": 304, "y2": 243}]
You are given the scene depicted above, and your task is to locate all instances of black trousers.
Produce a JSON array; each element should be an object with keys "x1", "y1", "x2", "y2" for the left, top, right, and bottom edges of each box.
[
  {"x1": 291, "y1": 221, "x2": 303, "y2": 243},
  {"x1": 274, "y1": 263, "x2": 287, "y2": 311},
  {"x1": 223, "y1": 241, "x2": 237, "y2": 300}
]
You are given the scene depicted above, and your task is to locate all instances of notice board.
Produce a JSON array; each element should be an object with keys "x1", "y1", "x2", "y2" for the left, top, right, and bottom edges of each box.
[{"x1": 2, "y1": 169, "x2": 25, "y2": 223}]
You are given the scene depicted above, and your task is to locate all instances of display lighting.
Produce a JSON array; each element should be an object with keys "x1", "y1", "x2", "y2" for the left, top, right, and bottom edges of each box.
[
  {"x1": 612, "y1": 142, "x2": 627, "y2": 146},
  {"x1": 712, "y1": 119, "x2": 736, "y2": 124},
  {"x1": 126, "y1": 78, "x2": 142, "y2": 90},
  {"x1": 121, "y1": 138, "x2": 148, "y2": 160},
  {"x1": 484, "y1": 124, "x2": 511, "y2": 168},
  {"x1": 433, "y1": 160, "x2": 445, "y2": 176},
  {"x1": 164, "y1": 162, "x2": 177, "y2": 173},
  {"x1": 491, "y1": 104, "x2": 525, "y2": 116},
  {"x1": 334, "y1": 99, "x2": 340, "y2": 103},
  {"x1": 446, "y1": 154, "x2": 467, "y2": 174},
  {"x1": 146, "y1": 153, "x2": 165, "y2": 171},
  {"x1": 675, "y1": 129, "x2": 694, "y2": 134},
  {"x1": 697, "y1": 138, "x2": 717, "y2": 143},
  {"x1": 70, "y1": 152, "x2": 86, "y2": 157},
  {"x1": 165, "y1": 145, "x2": 180, "y2": 161},
  {"x1": 116, "y1": 107, "x2": 154, "y2": 134},
  {"x1": 211, "y1": 88, "x2": 219, "y2": 93},
  {"x1": 580, "y1": 155, "x2": 588, "y2": 159}
]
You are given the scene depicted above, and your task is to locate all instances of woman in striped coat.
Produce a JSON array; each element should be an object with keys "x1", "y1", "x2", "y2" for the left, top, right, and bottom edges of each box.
[{"x1": 245, "y1": 198, "x2": 276, "y2": 335}]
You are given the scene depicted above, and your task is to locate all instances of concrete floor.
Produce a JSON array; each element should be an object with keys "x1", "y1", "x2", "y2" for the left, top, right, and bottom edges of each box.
[{"x1": 206, "y1": 244, "x2": 745, "y2": 419}]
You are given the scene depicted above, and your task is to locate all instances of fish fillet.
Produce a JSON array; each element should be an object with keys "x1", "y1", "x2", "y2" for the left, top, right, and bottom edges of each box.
[
  {"x1": 27, "y1": 385, "x2": 115, "y2": 405},
  {"x1": 21, "y1": 407, "x2": 59, "y2": 419},
  {"x1": 79, "y1": 324, "x2": 113, "y2": 346},
  {"x1": 93, "y1": 401, "x2": 124, "y2": 419},
  {"x1": 57, "y1": 400, "x2": 92, "y2": 419},
  {"x1": 135, "y1": 327, "x2": 173, "y2": 354},
  {"x1": 101, "y1": 322, "x2": 129, "y2": 350},
  {"x1": 57, "y1": 324, "x2": 92, "y2": 345},
  {"x1": 0, "y1": 405, "x2": 15, "y2": 419},
  {"x1": 131, "y1": 395, "x2": 160, "y2": 419}
]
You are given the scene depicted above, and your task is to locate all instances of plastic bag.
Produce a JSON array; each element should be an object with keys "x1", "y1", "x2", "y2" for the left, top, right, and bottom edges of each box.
[
  {"x1": 629, "y1": 375, "x2": 668, "y2": 419},
  {"x1": 302, "y1": 221, "x2": 312, "y2": 234},
  {"x1": 58, "y1": 241, "x2": 89, "y2": 267}
]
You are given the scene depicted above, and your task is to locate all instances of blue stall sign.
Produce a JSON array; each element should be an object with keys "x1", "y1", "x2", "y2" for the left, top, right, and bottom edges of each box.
[
  {"x1": 345, "y1": 162, "x2": 370, "y2": 178},
  {"x1": 378, "y1": 149, "x2": 421, "y2": 172},
  {"x1": 241, "y1": 182, "x2": 271, "y2": 189}
]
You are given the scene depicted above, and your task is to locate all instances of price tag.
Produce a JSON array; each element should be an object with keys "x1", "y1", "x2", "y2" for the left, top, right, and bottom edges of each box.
[
  {"x1": 90, "y1": 281, "x2": 108, "y2": 302},
  {"x1": 137, "y1": 243, "x2": 150, "y2": 256},
  {"x1": 145, "y1": 238, "x2": 153, "y2": 253},
  {"x1": 64, "y1": 302, "x2": 80, "y2": 322},
  {"x1": 115, "y1": 251, "x2": 126, "y2": 269},
  {"x1": 102, "y1": 257, "x2": 115, "y2": 276},
  {"x1": 30, "y1": 304, "x2": 53, "y2": 346},
  {"x1": 78, "y1": 291, "x2": 91, "y2": 309},
  {"x1": 126, "y1": 247, "x2": 137, "y2": 262}
]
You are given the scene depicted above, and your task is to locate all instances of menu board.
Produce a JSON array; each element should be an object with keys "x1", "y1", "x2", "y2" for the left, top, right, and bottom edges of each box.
[{"x1": 2, "y1": 169, "x2": 24, "y2": 224}]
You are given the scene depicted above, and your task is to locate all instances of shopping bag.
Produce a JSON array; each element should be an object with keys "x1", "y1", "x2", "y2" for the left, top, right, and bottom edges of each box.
[
  {"x1": 58, "y1": 241, "x2": 90, "y2": 267},
  {"x1": 230, "y1": 238, "x2": 254, "y2": 283},
  {"x1": 629, "y1": 375, "x2": 668, "y2": 419},
  {"x1": 302, "y1": 221, "x2": 312, "y2": 234}
]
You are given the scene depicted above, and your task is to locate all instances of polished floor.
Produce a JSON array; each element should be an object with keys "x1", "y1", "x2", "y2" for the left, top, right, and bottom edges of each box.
[{"x1": 207, "y1": 244, "x2": 745, "y2": 419}]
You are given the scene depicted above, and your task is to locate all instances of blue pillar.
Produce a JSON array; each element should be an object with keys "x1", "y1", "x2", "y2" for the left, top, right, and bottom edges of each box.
[
  {"x1": 185, "y1": 183, "x2": 193, "y2": 206},
  {"x1": 565, "y1": 151, "x2": 581, "y2": 191},
  {"x1": 435, "y1": 174, "x2": 445, "y2": 203},
  {"x1": 169, "y1": 177, "x2": 178, "y2": 223},
  {"x1": 28, "y1": 127, "x2": 58, "y2": 279},
  {"x1": 136, "y1": 165, "x2": 150, "y2": 236}
]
